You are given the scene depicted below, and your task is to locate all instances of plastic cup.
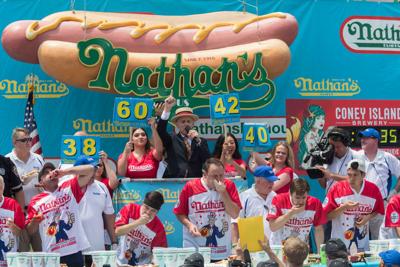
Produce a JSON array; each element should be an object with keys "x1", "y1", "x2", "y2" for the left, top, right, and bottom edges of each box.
[
  {"x1": 251, "y1": 251, "x2": 268, "y2": 266},
  {"x1": 5, "y1": 252, "x2": 18, "y2": 267},
  {"x1": 29, "y1": 252, "x2": 46, "y2": 267},
  {"x1": 90, "y1": 250, "x2": 117, "y2": 267},
  {"x1": 198, "y1": 247, "x2": 211, "y2": 264},
  {"x1": 163, "y1": 248, "x2": 178, "y2": 267},
  {"x1": 16, "y1": 253, "x2": 31, "y2": 267},
  {"x1": 153, "y1": 247, "x2": 168, "y2": 267},
  {"x1": 369, "y1": 240, "x2": 389, "y2": 254},
  {"x1": 43, "y1": 252, "x2": 60, "y2": 267},
  {"x1": 177, "y1": 247, "x2": 196, "y2": 266}
]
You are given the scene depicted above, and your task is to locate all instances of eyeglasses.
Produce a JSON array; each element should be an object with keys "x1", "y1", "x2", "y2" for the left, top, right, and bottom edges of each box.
[{"x1": 16, "y1": 137, "x2": 32, "y2": 143}]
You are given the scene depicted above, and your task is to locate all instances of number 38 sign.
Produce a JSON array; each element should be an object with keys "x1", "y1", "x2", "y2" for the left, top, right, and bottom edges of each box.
[
  {"x1": 242, "y1": 124, "x2": 272, "y2": 151},
  {"x1": 61, "y1": 136, "x2": 101, "y2": 163},
  {"x1": 113, "y1": 97, "x2": 153, "y2": 127}
]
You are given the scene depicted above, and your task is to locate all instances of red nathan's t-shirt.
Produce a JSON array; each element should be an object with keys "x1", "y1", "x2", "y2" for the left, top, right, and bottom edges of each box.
[
  {"x1": 274, "y1": 166, "x2": 294, "y2": 194},
  {"x1": 267, "y1": 192, "x2": 326, "y2": 245},
  {"x1": 115, "y1": 203, "x2": 167, "y2": 265},
  {"x1": 385, "y1": 195, "x2": 400, "y2": 227},
  {"x1": 224, "y1": 159, "x2": 246, "y2": 177},
  {"x1": 119, "y1": 149, "x2": 160, "y2": 179}
]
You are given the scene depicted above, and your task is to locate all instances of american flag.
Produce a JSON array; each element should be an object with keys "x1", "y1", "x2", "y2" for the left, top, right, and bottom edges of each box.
[{"x1": 24, "y1": 82, "x2": 42, "y2": 155}]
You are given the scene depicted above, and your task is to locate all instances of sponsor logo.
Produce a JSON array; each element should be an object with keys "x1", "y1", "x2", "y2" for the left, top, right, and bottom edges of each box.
[
  {"x1": 38, "y1": 194, "x2": 72, "y2": 213},
  {"x1": 0, "y1": 74, "x2": 69, "y2": 99},
  {"x1": 194, "y1": 117, "x2": 286, "y2": 139},
  {"x1": 157, "y1": 188, "x2": 181, "y2": 203},
  {"x1": 391, "y1": 211, "x2": 399, "y2": 224},
  {"x1": 191, "y1": 201, "x2": 225, "y2": 212},
  {"x1": 73, "y1": 118, "x2": 130, "y2": 138},
  {"x1": 163, "y1": 221, "x2": 175, "y2": 235},
  {"x1": 115, "y1": 190, "x2": 142, "y2": 204},
  {"x1": 128, "y1": 229, "x2": 152, "y2": 246},
  {"x1": 294, "y1": 77, "x2": 361, "y2": 97},
  {"x1": 343, "y1": 204, "x2": 373, "y2": 215},
  {"x1": 341, "y1": 16, "x2": 400, "y2": 54},
  {"x1": 286, "y1": 217, "x2": 314, "y2": 227}
]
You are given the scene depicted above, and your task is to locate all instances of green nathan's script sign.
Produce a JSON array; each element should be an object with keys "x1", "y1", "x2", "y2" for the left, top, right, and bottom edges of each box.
[{"x1": 77, "y1": 38, "x2": 276, "y2": 110}]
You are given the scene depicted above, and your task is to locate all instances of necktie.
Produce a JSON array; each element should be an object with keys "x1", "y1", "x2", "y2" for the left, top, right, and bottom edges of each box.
[{"x1": 183, "y1": 137, "x2": 192, "y2": 160}]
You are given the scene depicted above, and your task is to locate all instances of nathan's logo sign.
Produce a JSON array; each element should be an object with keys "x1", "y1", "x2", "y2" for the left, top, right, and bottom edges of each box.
[
  {"x1": 157, "y1": 188, "x2": 181, "y2": 203},
  {"x1": 163, "y1": 221, "x2": 176, "y2": 235},
  {"x1": 0, "y1": 75, "x2": 69, "y2": 99},
  {"x1": 341, "y1": 16, "x2": 400, "y2": 54},
  {"x1": 294, "y1": 77, "x2": 361, "y2": 96},
  {"x1": 77, "y1": 38, "x2": 276, "y2": 110},
  {"x1": 73, "y1": 118, "x2": 130, "y2": 138}
]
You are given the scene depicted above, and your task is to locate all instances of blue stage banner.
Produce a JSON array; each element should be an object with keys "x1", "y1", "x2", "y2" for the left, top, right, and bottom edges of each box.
[{"x1": 112, "y1": 178, "x2": 248, "y2": 247}]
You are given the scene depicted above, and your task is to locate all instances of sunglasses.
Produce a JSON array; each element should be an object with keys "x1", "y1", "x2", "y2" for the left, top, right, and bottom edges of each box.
[{"x1": 16, "y1": 137, "x2": 32, "y2": 143}]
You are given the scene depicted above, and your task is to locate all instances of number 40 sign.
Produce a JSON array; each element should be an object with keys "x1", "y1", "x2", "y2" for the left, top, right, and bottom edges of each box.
[{"x1": 242, "y1": 124, "x2": 272, "y2": 151}]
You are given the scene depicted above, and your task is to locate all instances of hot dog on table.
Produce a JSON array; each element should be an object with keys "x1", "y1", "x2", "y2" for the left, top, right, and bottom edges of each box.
[{"x1": 1, "y1": 11, "x2": 298, "y2": 90}]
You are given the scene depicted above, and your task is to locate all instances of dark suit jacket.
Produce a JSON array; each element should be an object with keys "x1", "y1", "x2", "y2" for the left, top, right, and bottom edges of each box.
[{"x1": 157, "y1": 118, "x2": 210, "y2": 178}]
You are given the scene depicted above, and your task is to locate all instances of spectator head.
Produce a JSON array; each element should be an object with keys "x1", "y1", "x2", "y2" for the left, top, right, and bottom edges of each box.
[
  {"x1": 38, "y1": 162, "x2": 57, "y2": 191},
  {"x1": 379, "y1": 250, "x2": 400, "y2": 267},
  {"x1": 130, "y1": 127, "x2": 151, "y2": 152},
  {"x1": 328, "y1": 258, "x2": 352, "y2": 267},
  {"x1": 358, "y1": 128, "x2": 380, "y2": 152},
  {"x1": 326, "y1": 238, "x2": 348, "y2": 260},
  {"x1": 289, "y1": 179, "x2": 310, "y2": 208},
  {"x1": 141, "y1": 191, "x2": 164, "y2": 221},
  {"x1": 11, "y1": 127, "x2": 32, "y2": 152},
  {"x1": 270, "y1": 141, "x2": 294, "y2": 169},
  {"x1": 254, "y1": 165, "x2": 278, "y2": 196},
  {"x1": 283, "y1": 237, "x2": 309, "y2": 267},
  {"x1": 202, "y1": 158, "x2": 225, "y2": 190},
  {"x1": 328, "y1": 127, "x2": 351, "y2": 157}
]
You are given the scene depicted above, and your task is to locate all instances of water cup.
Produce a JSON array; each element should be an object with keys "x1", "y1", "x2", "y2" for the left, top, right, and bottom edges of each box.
[
  {"x1": 163, "y1": 248, "x2": 178, "y2": 267},
  {"x1": 369, "y1": 240, "x2": 389, "y2": 254},
  {"x1": 153, "y1": 247, "x2": 168, "y2": 267},
  {"x1": 43, "y1": 252, "x2": 60, "y2": 267},
  {"x1": 388, "y1": 239, "x2": 400, "y2": 250},
  {"x1": 198, "y1": 247, "x2": 211, "y2": 264},
  {"x1": 5, "y1": 252, "x2": 18, "y2": 267},
  {"x1": 29, "y1": 252, "x2": 47, "y2": 267},
  {"x1": 176, "y1": 247, "x2": 196, "y2": 266},
  {"x1": 90, "y1": 250, "x2": 117, "y2": 267},
  {"x1": 251, "y1": 251, "x2": 268, "y2": 266}
]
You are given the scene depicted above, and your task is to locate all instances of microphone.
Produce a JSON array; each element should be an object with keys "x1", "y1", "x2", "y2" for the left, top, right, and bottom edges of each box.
[{"x1": 185, "y1": 126, "x2": 201, "y2": 144}]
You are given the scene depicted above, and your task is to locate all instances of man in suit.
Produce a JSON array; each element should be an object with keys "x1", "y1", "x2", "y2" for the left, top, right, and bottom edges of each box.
[{"x1": 157, "y1": 96, "x2": 210, "y2": 178}]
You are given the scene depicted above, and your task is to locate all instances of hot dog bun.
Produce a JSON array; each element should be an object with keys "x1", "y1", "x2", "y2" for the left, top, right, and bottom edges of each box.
[
  {"x1": 38, "y1": 39, "x2": 290, "y2": 92},
  {"x1": 2, "y1": 10, "x2": 298, "y2": 64}
]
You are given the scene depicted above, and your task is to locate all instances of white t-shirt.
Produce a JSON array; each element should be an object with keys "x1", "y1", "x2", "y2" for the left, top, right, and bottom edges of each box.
[
  {"x1": 232, "y1": 185, "x2": 276, "y2": 238},
  {"x1": 173, "y1": 178, "x2": 242, "y2": 260},
  {"x1": 354, "y1": 150, "x2": 400, "y2": 199},
  {"x1": 326, "y1": 148, "x2": 355, "y2": 193},
  {"x1": 26, "y1": 177, "x2": 90, "y2": 256},
  {"x1": 6, "y1": 150, "x2": 44, "y2": 206},
  {"x1": 79, "y1": 180, "x2": 114, "y2": 251},
  {"x1": 323, "y1": 180, "x2": 384, "y2": 251}
]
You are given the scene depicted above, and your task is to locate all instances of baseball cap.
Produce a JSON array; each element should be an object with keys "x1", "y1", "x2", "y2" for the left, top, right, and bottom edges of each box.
[
  {"x1": 326, "y1": 238, "x2": 348, "y2": 259},
  {"x1": 73, "y1": 155, "x2": 99, "y2": 167},
  {"x1": 257, "y1": 260, "x2": 280, "y2": 267},
  {"x1": 254, "y1": 165, "x2": 279, "y2": 182},
  {"x1": 346, "y1": 159, "x2": 366, "y2": 173},
  {"x1": 379, "y1": 250, "x2": 400, "y2": 267},
  {"x1": 358, "y1": 128, "x2": 380, "y2": 140}
]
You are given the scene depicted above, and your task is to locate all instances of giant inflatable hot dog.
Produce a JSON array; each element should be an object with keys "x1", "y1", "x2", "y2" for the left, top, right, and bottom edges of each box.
[{"x1": 1, "y1": 10, "x2": 298, "y2": 95}]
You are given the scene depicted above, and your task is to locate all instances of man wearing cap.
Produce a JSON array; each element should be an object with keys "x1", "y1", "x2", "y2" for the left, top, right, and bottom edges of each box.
[
  {"x1": 74, "y1": 155, "x2": 116, "y2": 267},
  {"x1": 267, "y1": 179, "x2": 326, "y2": 251},
  {"x1": 325, "y1": 238, "x2": 349, "y2": 263},
  {"x1": 324, "y1": 159, "x2": 384, "y2": 251},
  {"x1": 174, "y1": 158, "x2": 241, "y2": 261},
  {"x1": 157, "y1": 95, "x2": 210, "y2": 178},
  {"x1": 379, "y1": 249, "x2": 400, "y2": 267},
  {"x1": 231, "y1": 165, "x2": 277, "y2": 248},
  {"x1": 115, "y1": 191, "x2": 167, "y2": 266},
  {"x1": 355, "y1": 127, "x2": 400, "y2": 239},
  {"x1": 26, "y1": 162, "x2": 95, "y2": 267}
]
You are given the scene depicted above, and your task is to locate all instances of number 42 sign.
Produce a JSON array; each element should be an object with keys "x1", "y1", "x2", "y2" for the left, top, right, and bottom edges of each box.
[
  {"x1": 209, "y1": 93, "x2": 240, "y2": 125},
  {"x1": 242, "y1": 124, "x2": 272, "y2": 151}
]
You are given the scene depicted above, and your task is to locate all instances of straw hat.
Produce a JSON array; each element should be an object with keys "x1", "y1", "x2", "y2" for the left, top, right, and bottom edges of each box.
[{"x1": 171, "y1": 107, "x2": 199, "y2": 124}]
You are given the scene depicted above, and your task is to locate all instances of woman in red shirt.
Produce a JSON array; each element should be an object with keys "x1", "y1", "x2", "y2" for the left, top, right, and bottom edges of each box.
[
  {"x1": 253, "y1": 141, "x2": 294, "y2": 194},
  {"x1": 117, "y1": 119, "x2": 163, "y2": 179},
  {"x1": 212, "y1": 133, "x2": 246, "y2": 178}
]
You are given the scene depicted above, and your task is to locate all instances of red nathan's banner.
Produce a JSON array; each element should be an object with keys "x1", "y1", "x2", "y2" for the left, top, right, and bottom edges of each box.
[{"x1": 286, "y1": 99, "x2": 400, "y2": 171}]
